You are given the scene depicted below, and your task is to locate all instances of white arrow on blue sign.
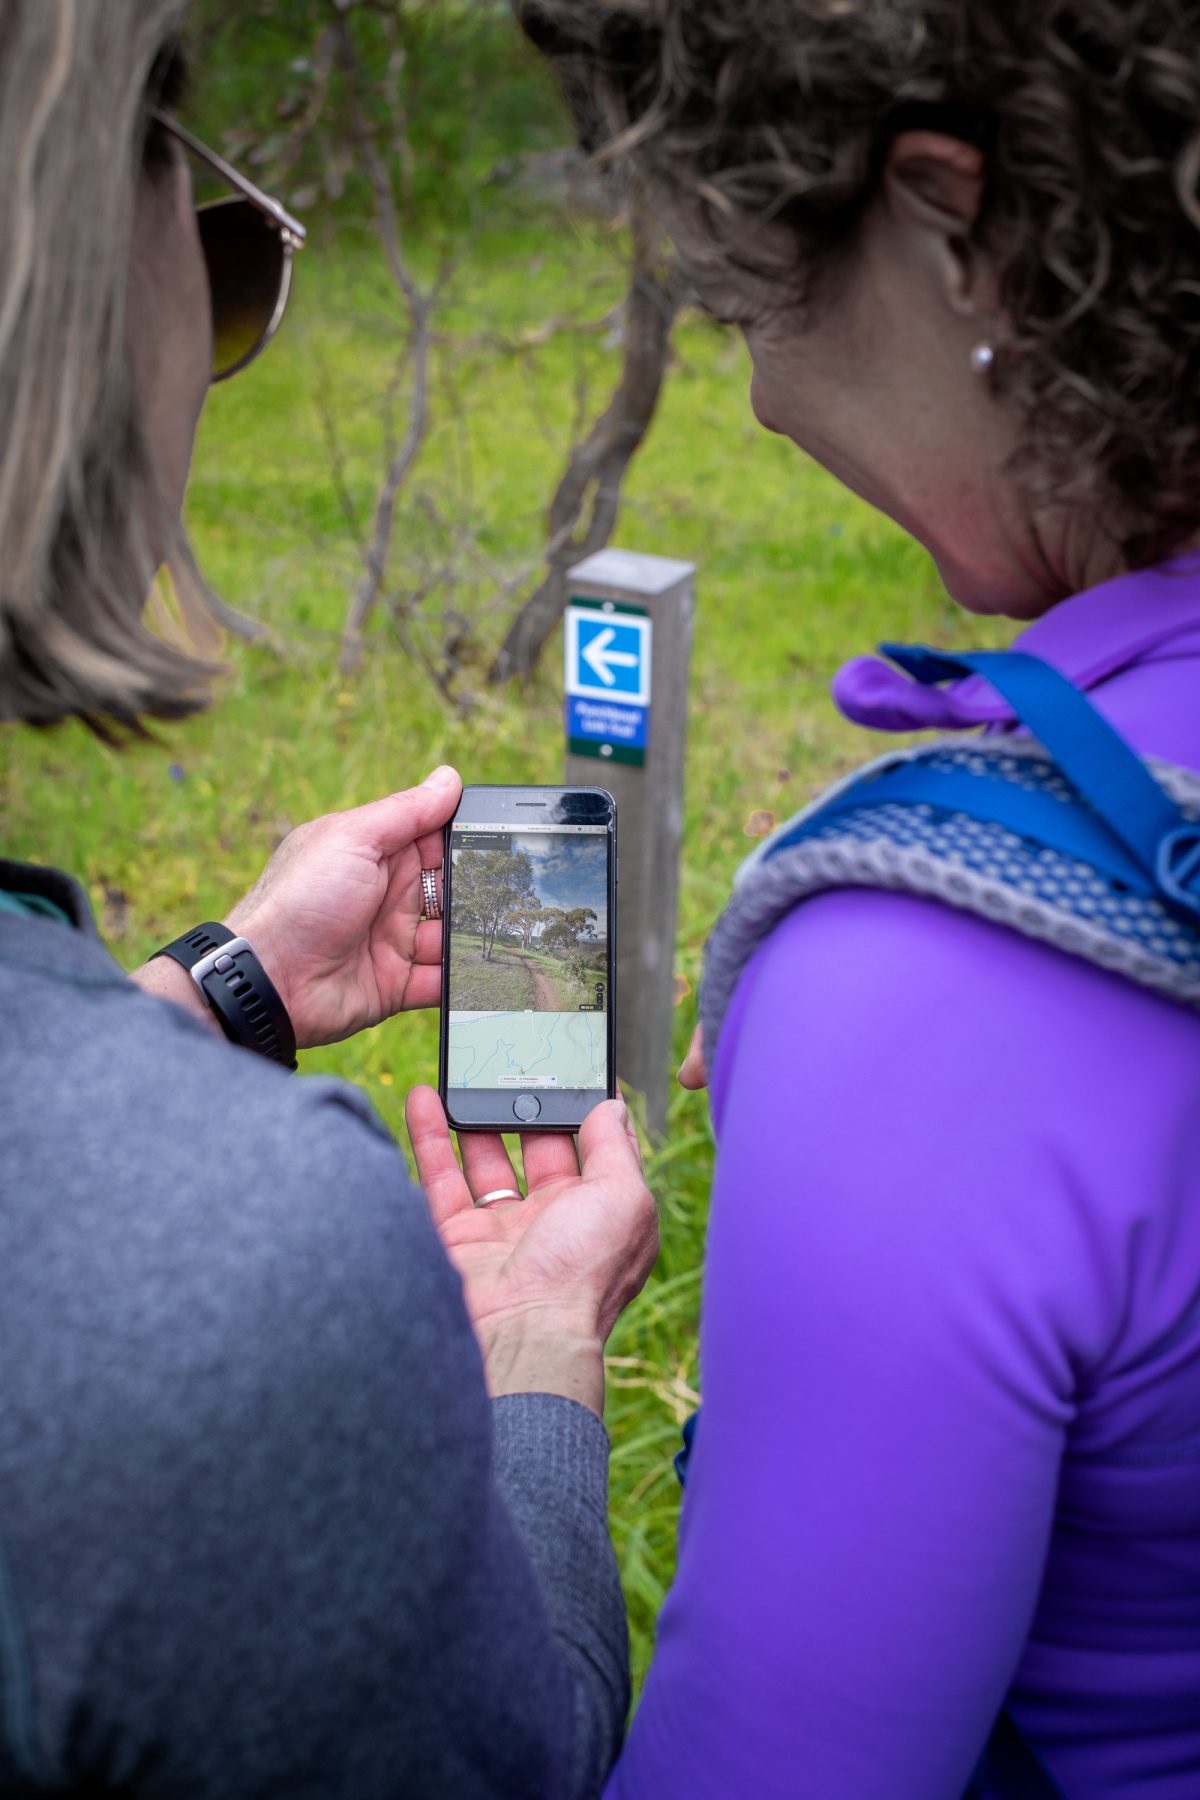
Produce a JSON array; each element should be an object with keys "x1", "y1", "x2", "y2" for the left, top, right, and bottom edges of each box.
[
  {"x1": 564, "y1": 601, "x2": 653, "y2": 763},
  {"x1": 581, "y1": 625, "x2": 639, "y2": 688},
  {"x1": 566, "y1": 608, "x2": 652, "y2": 704}
]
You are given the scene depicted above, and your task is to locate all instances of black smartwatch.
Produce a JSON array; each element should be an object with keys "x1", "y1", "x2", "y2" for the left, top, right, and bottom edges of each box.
[{"x1": 154, "y1": 922, "x2": 297, "y2": 1069}]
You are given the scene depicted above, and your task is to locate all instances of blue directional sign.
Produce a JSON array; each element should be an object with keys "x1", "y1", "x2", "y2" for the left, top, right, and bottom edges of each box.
[{"x1": 564, "y1": 599, "x2": 652, "y2": 766}]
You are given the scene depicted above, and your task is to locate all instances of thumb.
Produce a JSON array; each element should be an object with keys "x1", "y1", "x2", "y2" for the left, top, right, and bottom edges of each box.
[
  {"x1": 677, "y1": 1024, "x2": 707, "y2": 1090},
  {"x1": 340, "y1": 765, "x2": 462, "y2": 856},
  {"x1": 578, "y1": 1096, "x2": 644, "y2": 1185}
]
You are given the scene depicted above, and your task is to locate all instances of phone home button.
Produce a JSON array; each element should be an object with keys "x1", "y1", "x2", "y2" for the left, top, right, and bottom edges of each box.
[{"x1": 512, "y1": 1093, "x2": 542, "y2": 1123}]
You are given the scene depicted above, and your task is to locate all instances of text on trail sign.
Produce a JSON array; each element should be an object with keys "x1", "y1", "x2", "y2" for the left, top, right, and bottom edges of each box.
[{"x1": 564, "y1": 599, "x2": 652, "y2": 767}]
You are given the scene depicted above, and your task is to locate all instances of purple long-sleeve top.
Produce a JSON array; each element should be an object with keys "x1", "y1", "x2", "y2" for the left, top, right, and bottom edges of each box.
[{"x1": 608, "y1": 563, "x2": 1200, "y2": 1800}]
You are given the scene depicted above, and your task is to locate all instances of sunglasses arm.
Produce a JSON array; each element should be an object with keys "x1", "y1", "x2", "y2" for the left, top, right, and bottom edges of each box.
[{"x1": 150, "y1": 108, "x2": 306, "y2": 249}]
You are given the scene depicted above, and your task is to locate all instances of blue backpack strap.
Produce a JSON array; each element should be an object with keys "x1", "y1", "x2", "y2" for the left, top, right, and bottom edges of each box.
[
  {"x1": 780, "y1": 758, "x2": 1158, "y2": 896},
  {"x1": 877, "y1": 645, "x2": 1200, "y2": 920}
]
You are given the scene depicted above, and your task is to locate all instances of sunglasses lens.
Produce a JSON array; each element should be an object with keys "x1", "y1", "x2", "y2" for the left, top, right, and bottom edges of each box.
[{"x1": 196, "y1": 198, "x2": 289, "y2": 381}]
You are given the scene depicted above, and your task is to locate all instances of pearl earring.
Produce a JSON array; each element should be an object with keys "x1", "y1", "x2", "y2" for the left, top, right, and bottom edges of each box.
[{"x1": 969, "y1": 342, "x2": 995, "y2": 376}]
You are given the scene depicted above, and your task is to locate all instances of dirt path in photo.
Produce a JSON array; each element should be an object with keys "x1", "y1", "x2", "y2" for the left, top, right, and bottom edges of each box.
[{"x1": 514, "y1": 953, "x2": 565, "y2": 1011}]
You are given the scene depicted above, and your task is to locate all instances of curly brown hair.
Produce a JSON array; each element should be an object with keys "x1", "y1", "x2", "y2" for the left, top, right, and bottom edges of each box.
[{"x1": 519, "y1": 0, "x2": 1200, "y2": 569}]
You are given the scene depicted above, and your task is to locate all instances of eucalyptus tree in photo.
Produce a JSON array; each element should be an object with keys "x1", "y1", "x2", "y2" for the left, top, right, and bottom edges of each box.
[
  {"x1": 453, "y1": 847, "x2": 537, "y2": 962},
  {"x1": 540, "y1": 907, "x2": 598, "y2": 959}
]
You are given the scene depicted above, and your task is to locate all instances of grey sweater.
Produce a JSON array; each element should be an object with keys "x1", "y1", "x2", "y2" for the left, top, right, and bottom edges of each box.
[{"x1": 0, "y1": 860, "x2": 628, "y2": 1797}]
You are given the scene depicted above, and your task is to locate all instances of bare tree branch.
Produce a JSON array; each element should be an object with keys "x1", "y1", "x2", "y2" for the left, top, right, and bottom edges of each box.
[
  {"x1": 311, "y1": 357, "x2": 368, "y2": 555},
  {"x1": 430, "y1": 308, "x2": 619, "y2": 357},
  {"x1": 272, "y1": 22, "x2": 340, "y2": 184},
  {"x1": 332, "y1": 6, "x2": 433, "y2": 674},
  {"x1": 488, "y1": 184, "x2": 684, "y2": 685}
]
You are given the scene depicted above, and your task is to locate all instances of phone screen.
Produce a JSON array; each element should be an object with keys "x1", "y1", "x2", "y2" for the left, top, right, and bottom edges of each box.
[{"x1": 445, "y1": 820, "x2": 611, "y2": 1096}]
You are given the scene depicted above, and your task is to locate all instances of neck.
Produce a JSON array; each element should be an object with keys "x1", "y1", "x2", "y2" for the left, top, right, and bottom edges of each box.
[
  {"x1": 1027, "y1": 508, "x2": 1130, "y2": 615},
  {"x1": 940, "y1": 506, "x2": 1138, "y2": 624}
]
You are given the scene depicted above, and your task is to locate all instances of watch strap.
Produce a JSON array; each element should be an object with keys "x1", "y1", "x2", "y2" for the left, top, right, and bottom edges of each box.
[
  {"x1": 154, "y1": 921, "x2": 235, "y2": 972},
  {"x1": 154, "y1": 926, "x2": 297, "y2": 1068}
]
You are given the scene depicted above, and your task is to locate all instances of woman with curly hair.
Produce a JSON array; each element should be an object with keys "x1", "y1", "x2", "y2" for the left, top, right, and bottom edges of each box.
[{"x1": 511, "y1": 2, "x2": 1200, "y2": 1795}]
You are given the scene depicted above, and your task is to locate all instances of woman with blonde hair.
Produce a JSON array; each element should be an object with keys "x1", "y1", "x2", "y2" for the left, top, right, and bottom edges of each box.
[
  {"x1": 0, "y1": 5, "x2": 658, "y2": 1793},
  {"x1": 495, "y1": 1, "x2": 1200, "y2": 1794}
]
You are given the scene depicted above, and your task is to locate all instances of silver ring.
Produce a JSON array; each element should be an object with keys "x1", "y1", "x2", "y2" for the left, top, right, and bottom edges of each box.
[
  {"x1": 420, "y1": 867, "x2": 441, "y2": 921},
  {"x1": 474, "y1": 1187, "x2": 522, "y2": 1208}
]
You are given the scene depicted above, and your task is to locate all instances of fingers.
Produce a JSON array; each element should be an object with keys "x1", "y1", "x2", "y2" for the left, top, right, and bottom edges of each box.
[
  {"x1": 414, "y1": 828, "x2": 446, "y2": 902},
  {"x1": 521, "y1": 1131, "x2": 581, "y2": 1190},
  {"x1": 412, "y1": 918, "x2": 443, "y2": 965},
  {"x1": 460, "y1": 1130, "x2": 523, "y2": 1201},
  {"x1": 405, "y1": 1086, "x2": 473, "y2": 1225},
  {"x1": 345, "y1": 766, "x2": 462, "y2": 861},
  {"x1": 399, "y1": 964, "x2": 442, "y2": 1010},
  {"x1": 677, "y1": 1023, "x2": 708, "y2": 1090},
  {"x1": 398, "y1": 920, "x2": 444, "y2": 1010}
]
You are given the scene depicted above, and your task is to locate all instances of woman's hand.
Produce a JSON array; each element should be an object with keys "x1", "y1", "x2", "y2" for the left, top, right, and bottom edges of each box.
[
  {"x1": 133, "y1": 766, "x2": 461, "y2": 1051},
  {"x1": 405, "y1": 1086, "x2": 659, "y2": 1416}
]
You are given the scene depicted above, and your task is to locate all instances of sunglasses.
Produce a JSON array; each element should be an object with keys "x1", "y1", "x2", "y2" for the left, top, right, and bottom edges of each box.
[{"x1": 151, "y1": 110, "x2": 307, "y2": 383}]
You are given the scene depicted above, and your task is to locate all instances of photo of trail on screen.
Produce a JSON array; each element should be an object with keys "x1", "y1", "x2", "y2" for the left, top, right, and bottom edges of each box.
[{"x1": 446, "y1": 825, "x2": 609, "y2": 1091}]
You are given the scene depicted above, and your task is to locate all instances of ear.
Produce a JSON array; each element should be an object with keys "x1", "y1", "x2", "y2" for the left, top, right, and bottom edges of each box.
[{"x1": 882, "y1": 130, "x2": 987, "y2": 316}]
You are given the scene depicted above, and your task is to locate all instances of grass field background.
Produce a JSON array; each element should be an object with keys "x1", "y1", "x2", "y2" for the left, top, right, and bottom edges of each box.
[
  {"x1": 520, "y1": 942, "x2": 606, "y2": 1009},
  {"x1": 0, "y1": 7, "x2": 1010, "y2": 1693},
  {"x1": 448, "y1": 934, "x2": 605, "y2": 1012},
  {"x1": 449, "y1": 934, "x2": 536, "y2": 1011}
]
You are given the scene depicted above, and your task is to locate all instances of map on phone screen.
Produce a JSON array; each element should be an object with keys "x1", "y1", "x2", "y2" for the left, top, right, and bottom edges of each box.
[{"x1": 446, "y1": 823, "x2": 609, "y2": 1091}]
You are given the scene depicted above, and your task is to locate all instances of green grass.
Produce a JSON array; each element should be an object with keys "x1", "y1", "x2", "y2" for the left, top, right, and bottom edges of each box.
[
  {"x1": 0, "y1": 129, "x2": 1010, "y2": 1692},
  {"x1": 520, "y1": 943, "x2": 604, "y2": 1009},
  {"x1": 449, "y1": 935, "x2": 536, "y2": 1011}
]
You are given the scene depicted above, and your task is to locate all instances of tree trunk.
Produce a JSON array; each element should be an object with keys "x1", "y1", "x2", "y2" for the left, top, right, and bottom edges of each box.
[{"x1": 488, "y1": 183, "x2": 684, "y2": 685}]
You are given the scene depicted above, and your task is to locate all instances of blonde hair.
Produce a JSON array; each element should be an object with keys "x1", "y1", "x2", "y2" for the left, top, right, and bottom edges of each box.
[{"x1": 0, "y1": 0, "x2": 216, "y2": 735}]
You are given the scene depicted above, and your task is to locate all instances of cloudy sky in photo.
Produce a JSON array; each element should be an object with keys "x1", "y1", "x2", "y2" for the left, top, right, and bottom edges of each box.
[{"x1": 517, "y1": 831, "x2": 609, "y2": 935}]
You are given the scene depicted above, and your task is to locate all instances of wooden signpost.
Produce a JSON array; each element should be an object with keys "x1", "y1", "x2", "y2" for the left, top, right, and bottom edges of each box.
[{"x1": 563, "y1": 548, "x2": 696, "y2": 1137}]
